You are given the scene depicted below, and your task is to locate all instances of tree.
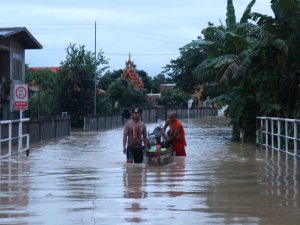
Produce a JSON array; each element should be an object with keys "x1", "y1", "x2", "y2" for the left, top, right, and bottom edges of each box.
[
  {"x1": 59, "y1": 44, "x2": 109, "y2": 127},
  {"x1": 99, "y1": 69, "x2": 123, "y2": 90},
  {"x1": 25, "y1": 67, "x2": 60, "y2": 118},
  {"x1": 178, "y1": 0, "x2": 300, "y2": 140},
  {"x1": 164, "y1": 46, "x2": 206, "y2": 93},
  {"x1": 157, "y1": 89, "x2": 190, "y2": 107},
  {"x1": 136, "y1": 70, "x2": 155, "y2": 93},
  {"x1": 100, "y1": 69, "x2": 156, "y2": 94},
  {"x1": 152, "y1": 73, "x2": 172, "y2": 93},
  {"x1": 106, "y1": 78, "x2": 152, "y2": 109}
]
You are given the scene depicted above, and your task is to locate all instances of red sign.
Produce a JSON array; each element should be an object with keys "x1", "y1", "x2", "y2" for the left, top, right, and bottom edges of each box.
[{"x1": 14, "y1": 84, "x2": 28, "y2": 110}]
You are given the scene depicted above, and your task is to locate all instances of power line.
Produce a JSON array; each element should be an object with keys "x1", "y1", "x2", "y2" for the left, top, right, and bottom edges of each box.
[
  {"x1": 0, "y1": 22, "x2": 191, "y2": 44},
  {"x1": 97, "y1": 27, "x2": 185, "y2": 44},
  {"x1": 96, "y1": 24, "x2": 191, "y2": 41}
]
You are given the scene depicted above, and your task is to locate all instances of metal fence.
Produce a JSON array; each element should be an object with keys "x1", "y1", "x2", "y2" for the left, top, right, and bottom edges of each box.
[
  {"x1": 256, "y1": 117, "x2": 300, "y2": 158},
  {"x1": 84, "y1": 107, "x2": 218, "y2": 132},
  {"x1": 0, "y1": 117, "x2": 71, "y2": 160},
  {"x1": 29, "y1": 117, "x2": 71, "y2": 143},
  {"x1": 0, "y1": 118, "x2": 30, "y2": 160}
]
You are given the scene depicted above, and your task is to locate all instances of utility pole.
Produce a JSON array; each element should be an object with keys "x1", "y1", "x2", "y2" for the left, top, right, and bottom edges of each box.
[{"x1": 94, "y1": 21, "x2": 97, "y2": 115}]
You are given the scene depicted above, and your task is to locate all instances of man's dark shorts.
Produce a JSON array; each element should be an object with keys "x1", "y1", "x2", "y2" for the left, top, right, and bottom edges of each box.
[{"x1": 127, "y1": 146, "x2": 143, "y2": 163}]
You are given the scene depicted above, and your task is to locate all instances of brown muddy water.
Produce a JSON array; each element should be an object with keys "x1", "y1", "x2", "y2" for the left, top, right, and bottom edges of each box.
[{"x1": 0, "y1": 117, "x2": 300, "y2": 225}]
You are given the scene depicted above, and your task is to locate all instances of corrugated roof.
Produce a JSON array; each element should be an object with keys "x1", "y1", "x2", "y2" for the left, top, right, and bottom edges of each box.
[
  {"x1": 0, "y1": 27, "x2": 42, "y2": 49},
  {"x1": 30, "y1": 67, "x2": 60, "y2": 73},
  {"x1": 0, "y1": 31, "x2": 13, "y2": 36}
]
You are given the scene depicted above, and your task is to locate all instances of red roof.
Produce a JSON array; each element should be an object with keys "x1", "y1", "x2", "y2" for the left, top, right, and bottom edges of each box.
[
  {"x1": 160, "y1": 84, "x2": 176, "y2": 92},
  {"x1": 121, "y1": 54, "x2": 144, "y2": 90},
  {"x1": 30, "y1": 67, "x2": 60, "y2": 73},
  {"x1": 147, "y1": 93, "x2": 160, "y2": 102}
]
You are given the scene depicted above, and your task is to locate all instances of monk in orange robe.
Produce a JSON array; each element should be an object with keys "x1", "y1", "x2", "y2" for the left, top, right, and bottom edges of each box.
[{"x1": 163, "y1": 112, "x2": 187, "y2": 156}]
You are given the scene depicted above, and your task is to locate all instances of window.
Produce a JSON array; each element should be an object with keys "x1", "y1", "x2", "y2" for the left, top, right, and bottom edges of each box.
[{"x1": 12, "y1": 52, "x2": 23, "y2": 80}]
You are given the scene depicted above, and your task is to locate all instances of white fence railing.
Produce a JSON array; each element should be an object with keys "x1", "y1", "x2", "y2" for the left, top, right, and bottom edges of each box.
[
  {"x1": 0, "y1": 118, "x2": 30, "y2": 160},
  {"x1": 256, "y1": 117, "x2": 300, "y2": 158}
]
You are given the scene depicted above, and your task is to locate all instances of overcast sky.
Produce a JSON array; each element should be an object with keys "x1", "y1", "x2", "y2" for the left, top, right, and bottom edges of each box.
[{"x1": 0, "y1": 0, "x2": 273, "y2": 76}]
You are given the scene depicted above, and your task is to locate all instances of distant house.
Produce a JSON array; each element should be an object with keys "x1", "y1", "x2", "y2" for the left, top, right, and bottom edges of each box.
[
  {"x1": 28, "y1": 67, "x2": 60, "y2": 91},
  {"x1": 121, "y1": 54, "x2": 144, "y2": 90},
  {"x1": 30, "y1": 67, "x2": 60, "y2": 73},
  {"x1": 0, "y1": 27, "x2": 42, "y2": 119},
  {"x1": 160, "y1": 83, "x2": 176, "y2": 92},
  {"x1": 147, "y1": 93, "x2": 160, "y2": 103}
]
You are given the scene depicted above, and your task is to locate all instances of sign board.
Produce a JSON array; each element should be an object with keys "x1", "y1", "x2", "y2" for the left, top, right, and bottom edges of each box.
[
  {"x1": 188, "y1": 99, "x2": 193, "y2": 109},
  {"x1": 14, "y1": 84, "x2": 28, "y2": 110}
]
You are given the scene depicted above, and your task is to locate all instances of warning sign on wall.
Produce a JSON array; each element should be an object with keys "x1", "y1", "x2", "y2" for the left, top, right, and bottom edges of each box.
[{"x1": 14, "y1": 84, "x2": 28, "y2": 110}]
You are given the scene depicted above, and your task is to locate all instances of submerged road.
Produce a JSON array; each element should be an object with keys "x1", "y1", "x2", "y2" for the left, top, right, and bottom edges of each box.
[{"x1": 0, "y1": 117, "x2": 299, "y2": 225}]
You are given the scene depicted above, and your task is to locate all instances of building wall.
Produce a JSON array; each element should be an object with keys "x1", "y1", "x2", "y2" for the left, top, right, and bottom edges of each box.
[{"x1": 0, "y1": 37, "x2": 26, "y2": 119}]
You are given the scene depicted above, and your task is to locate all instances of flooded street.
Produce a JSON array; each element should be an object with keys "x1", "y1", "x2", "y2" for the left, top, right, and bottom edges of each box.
[{"x1": 1, "y1": 117, "x2": 300, "y2": 225}]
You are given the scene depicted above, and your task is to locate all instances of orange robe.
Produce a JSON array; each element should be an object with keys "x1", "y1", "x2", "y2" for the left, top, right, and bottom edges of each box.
[{"x1": 169, "y1": 119, "x2": 186, "y2": 156}]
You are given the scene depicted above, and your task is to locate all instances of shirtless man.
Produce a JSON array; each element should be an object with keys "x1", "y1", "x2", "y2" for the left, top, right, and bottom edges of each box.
[{"x1": 123, "y1": 108, "x2": 148, "y2": 163}]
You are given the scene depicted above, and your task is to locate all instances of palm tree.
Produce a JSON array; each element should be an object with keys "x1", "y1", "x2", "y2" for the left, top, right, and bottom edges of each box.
[{"x1": 184, "y1": 0, "x2": 300, "y2": 140}]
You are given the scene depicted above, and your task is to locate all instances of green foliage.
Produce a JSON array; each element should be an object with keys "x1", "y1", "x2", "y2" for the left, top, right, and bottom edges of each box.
[
  {"x1": 59, "y1": 44, "x2": 109, "y2": 127},
  {"x1": 106, "y1": 78, "x2": 151, "y2": 109},
  {"x1": 271, "y1": 0, "x2": 300, "y2": 37},
  {"x1": 100, "y1": 69, "x2": 167, "y2": 94},
  {"x1": 25, "y1": 68, "x2": 60, "y2": 118},
  {"x1": 136, "y1": 70, "x2": 154, "y2": 93},
  {"x1": 240, "y1": 0, "x2": 256, "y2": 23},
  {"x1": 167, "y1": 0, "x2": 300, "y2": 141},
  {"x1": 152, "y1": 73, "x2": 171, "y2": 93},
  {"x1": 99, "y1": 69, "x2": 122, "y2": 90},
  {"x1": 164, "y1": 45, "x2": 206, "y2": 93},
  {"x1": 157, "y1": 89, "x2": 190, "y2": 107},
  {"x1": 226, "y1": 0, "x2": 236, "y2": 31}
]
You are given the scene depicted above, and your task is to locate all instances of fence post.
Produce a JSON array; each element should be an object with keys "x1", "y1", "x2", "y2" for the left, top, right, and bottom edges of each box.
[
  {"x1": 18, "y1": 119, "x2": 22, "y2": 153},
  {"x1": 256, "y1": 118, "x2": 259, "y2": 144},
  {"x1": 0, "y1": 124, "x2": 1, "y2": 157},
  {"x1": 277, "y1": 120, "x2": 281, "y2": 151},
  {"x1": 285, "y1": 120, "x2": 288, "y2": 154},
  {"x1": 294, "y1": 122, "x2": 298, "y2": 157},
  {"x1": 8, "y1": 123, "x2": 12, "y2": 159},
  {"x1": 260, "y1": 119, "x2": 263, "y2": 145},
  {"x1": 111, "y1": 115, "x2": 113, "y2": 129},
  {"x1": 54, "y1": 119, "x2": 57, "y2": 139},
  {"x1": 83, "y1": 117, "x2": 86, "y2": 131},
  {"x1": 39, "y1": 121, "x2": 42, "y2": 142},
  {"x1": 265, "y1": 119, "x2": 269, "y2": 150},
  {"x1": 271, "y1": 119, "x2": 274, "y2": 151},
  {"x1": 96, "y1": 116, "x2": 99, "y2": 131}
]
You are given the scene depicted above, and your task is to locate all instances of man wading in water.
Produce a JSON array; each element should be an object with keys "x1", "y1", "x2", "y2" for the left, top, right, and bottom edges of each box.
[
  {"x1": 164, "y1": 111, "x2": 187, "y2": 156},
  {"x1": 123, "y1": 108, "x2": 148, "y2": 163}
]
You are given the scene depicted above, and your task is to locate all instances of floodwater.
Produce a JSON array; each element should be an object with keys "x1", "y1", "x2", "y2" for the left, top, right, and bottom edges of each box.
[{"x1": 0, "y1": 117, "x2": 300, "y2": 225}]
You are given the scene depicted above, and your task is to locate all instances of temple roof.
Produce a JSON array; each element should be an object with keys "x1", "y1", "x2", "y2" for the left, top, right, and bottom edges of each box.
[{"x1": 121, "y1": 54, "x2": 144, "y2": 90}]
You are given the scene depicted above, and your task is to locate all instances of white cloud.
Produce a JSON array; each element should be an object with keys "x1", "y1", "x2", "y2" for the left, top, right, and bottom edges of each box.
[{"x1": 1, "y1": 0, "x2": 274, "y2": 75}]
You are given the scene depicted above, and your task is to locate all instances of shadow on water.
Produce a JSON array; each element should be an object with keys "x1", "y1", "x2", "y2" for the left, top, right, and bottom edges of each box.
[{"x1": 0, "y1": 117, "x2": 300, "y2": 225}]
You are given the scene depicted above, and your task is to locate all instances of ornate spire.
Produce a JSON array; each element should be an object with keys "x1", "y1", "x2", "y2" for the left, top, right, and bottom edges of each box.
[{"x1": 121, "y1": 53, "x2": 144, "y2": 90}]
